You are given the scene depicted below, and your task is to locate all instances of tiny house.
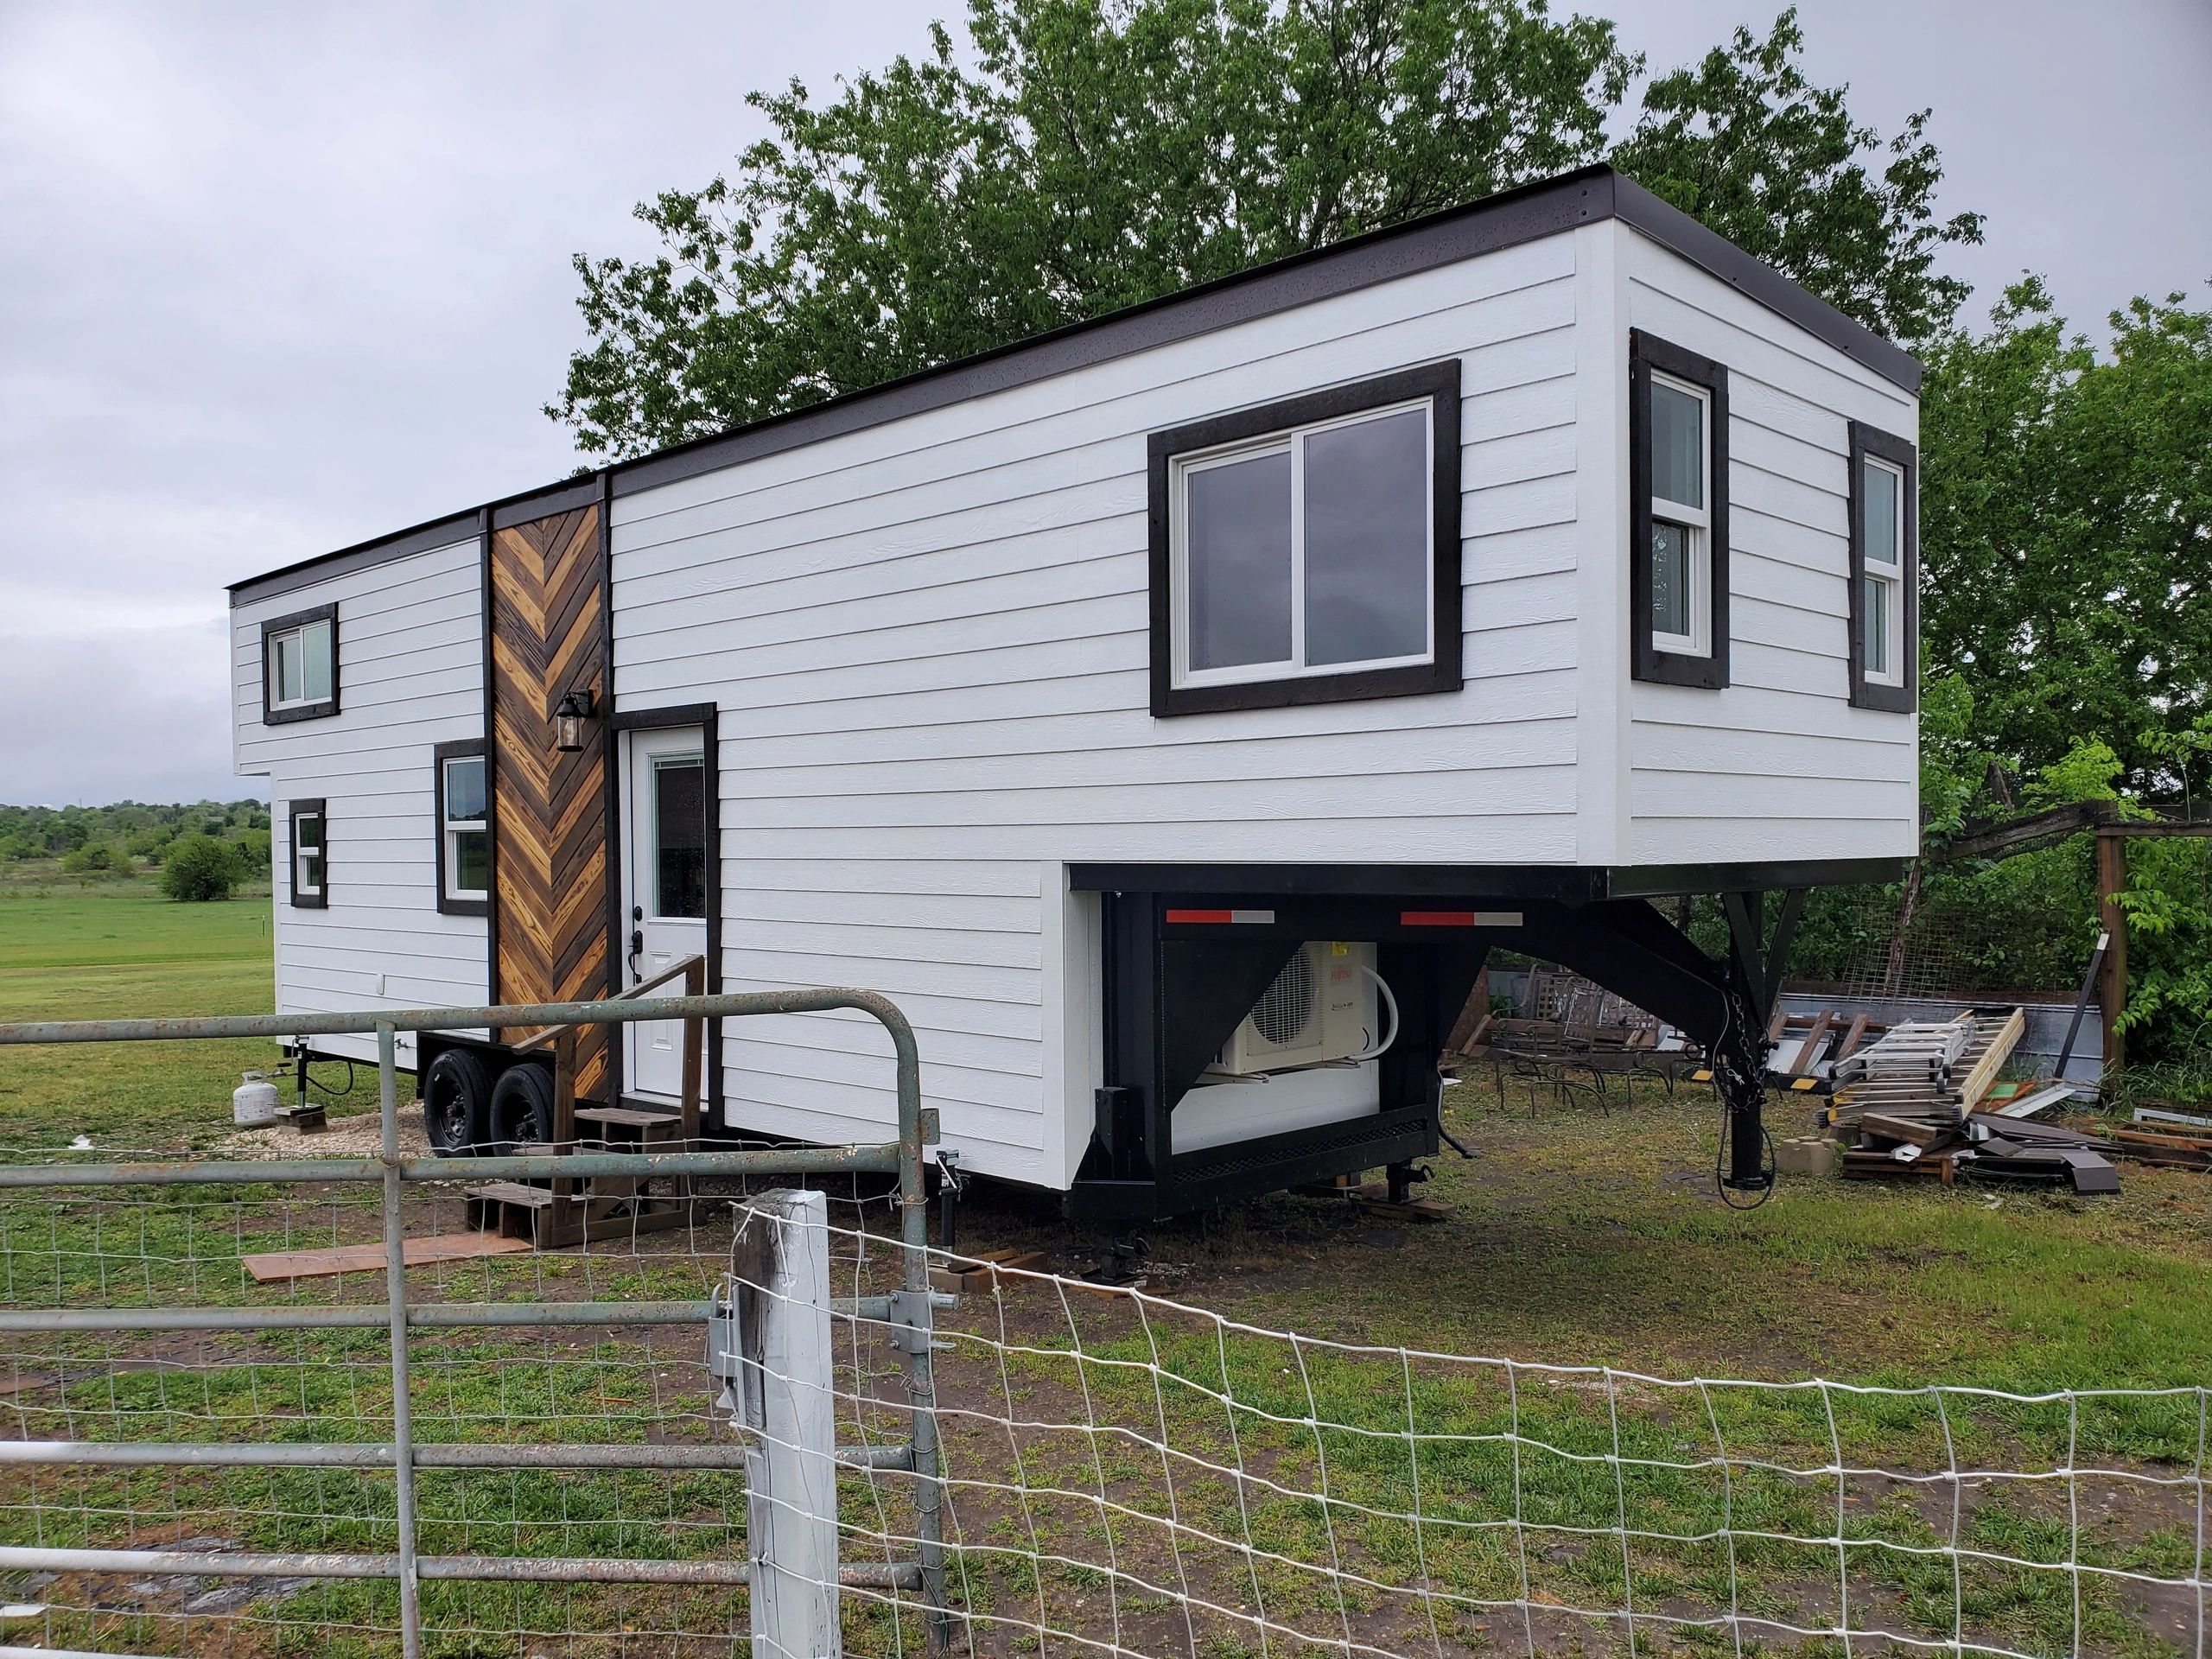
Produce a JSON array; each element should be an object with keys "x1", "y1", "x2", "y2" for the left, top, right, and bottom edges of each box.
[{"x1": 229, "y1": 165, "x2": 1921, "y2": 1221}]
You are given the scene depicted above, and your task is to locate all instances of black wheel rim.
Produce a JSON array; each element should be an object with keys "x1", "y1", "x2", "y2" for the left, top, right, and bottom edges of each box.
[{"x1": 427, "y1": 1078, "x2": 468, "y2": 1149}]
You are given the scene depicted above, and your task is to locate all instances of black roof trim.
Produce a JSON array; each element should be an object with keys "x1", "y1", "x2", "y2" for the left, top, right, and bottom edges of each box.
[
  {"x1": 231, "y1": 165, "x2": 1921, "y2": 607},
  {"x1": 1609, "y1": 175, "x2": 1923, "y2": 396},
  {"x1": 229, "y1": 510, "x2": 480, "y2": 607},
  {"x1": 1067, "y1": 856, "x2": 1908, "y2": 899},
  {"x1": 490, "y1": 476, "x2": 601, "y2": 530}
]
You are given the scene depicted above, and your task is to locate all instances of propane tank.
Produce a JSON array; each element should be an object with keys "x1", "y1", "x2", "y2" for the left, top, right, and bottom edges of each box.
[{"x1": 232, "y1": 1070, "x2": 280, "y2": 1128}]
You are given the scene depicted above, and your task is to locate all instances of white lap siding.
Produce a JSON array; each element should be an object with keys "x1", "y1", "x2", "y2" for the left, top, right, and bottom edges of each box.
[
  {"x1": 611, "y1": 233, "x2": 1593, "y2": 1185},
  {"x1": 1619, "y1": 229, "x2": 1921, "y2": 865},
  {"x1": 232, "y1": 539, "x2": 486, "y2": 1066}
]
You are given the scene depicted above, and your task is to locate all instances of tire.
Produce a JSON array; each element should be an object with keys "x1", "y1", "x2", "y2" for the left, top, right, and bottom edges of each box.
[
  {"x1": 487, "y1": 1062, "x2": 556, "y2": 1157},
  {"x1": 422, "y1": 1049, "x2": 493, "y2": 1157}
]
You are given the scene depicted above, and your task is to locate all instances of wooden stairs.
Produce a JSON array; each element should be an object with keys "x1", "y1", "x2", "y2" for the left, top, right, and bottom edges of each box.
[{"x1": 462, "y1": 957, "x2": 707, "y2": 1249}]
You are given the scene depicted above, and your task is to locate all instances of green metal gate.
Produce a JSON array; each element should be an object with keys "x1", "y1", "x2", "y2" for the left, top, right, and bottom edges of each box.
[{"x1": 0, "y1": 988, "x2": 948, "y2": 1656}]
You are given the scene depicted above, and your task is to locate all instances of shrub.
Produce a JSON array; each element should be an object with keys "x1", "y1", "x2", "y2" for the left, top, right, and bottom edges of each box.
[
  {"x1": 60, "y1": 841, "x2": 122, "y2": 876},
  {"x1": 235, "y1": 827, "x2": 272, "y2": 874},
  {"x1": 161, "y1": 835, "x2": 244, "y2": 902}
]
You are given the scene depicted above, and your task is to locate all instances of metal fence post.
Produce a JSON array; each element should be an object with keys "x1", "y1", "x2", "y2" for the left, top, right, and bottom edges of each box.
[
  {"x1": 733, "y1": 1190, "x2": 841, "y2": 1659},
  {"x1": 376, "y1": 1021, "x2": 423, "y2": 1659}
]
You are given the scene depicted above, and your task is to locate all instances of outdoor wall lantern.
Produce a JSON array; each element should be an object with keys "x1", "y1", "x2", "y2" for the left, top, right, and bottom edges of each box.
[{"x1": 554, "y1": 687, "x2": 597, "y2": 753}]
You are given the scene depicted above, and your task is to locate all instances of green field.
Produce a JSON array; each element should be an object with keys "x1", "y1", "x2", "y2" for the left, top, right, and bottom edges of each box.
[
  {"x1": 1, "y1": 874, "x2": 2208, "y2": 1658},
  {"x1": 0, "y1": 868, "x2": 281, "y2": 1147},
  {"x1": 4, "y1": 871, "x2": 2210, "y2": 1389}
]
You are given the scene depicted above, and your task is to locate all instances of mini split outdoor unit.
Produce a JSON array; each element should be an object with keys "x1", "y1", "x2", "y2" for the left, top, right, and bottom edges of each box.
[{"x1": 1211, "y1": 941, "x2": 1398, "y2": 1076}]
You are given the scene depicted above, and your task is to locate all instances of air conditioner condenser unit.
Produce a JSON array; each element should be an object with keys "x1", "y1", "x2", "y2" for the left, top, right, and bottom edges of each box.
[{"x1": 1212, "y1": 940, "x2": 1395, "y2": 1076}]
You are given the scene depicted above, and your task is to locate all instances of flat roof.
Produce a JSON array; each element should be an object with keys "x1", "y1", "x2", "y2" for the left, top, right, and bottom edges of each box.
[{"x1": 230, "y1": 164, "x2": 1922, "y2": 607}]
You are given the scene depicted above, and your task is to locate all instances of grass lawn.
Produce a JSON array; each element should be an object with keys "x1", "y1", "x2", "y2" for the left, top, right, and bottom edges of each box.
[
  {"x1": 0, "y1": 867, "x2": 279, "y2": 1149},
  {"x1": 0, "y1": 874, "x2": 2206, "y2": 1658}
]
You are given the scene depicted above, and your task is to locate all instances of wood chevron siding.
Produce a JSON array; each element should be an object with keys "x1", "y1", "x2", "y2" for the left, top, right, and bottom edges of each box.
[{"x1": 489, "y1": 505, "x2": 613, "y2": 1098}]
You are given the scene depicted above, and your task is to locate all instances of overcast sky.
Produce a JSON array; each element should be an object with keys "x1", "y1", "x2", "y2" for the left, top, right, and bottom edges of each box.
[{"x1": 3, "y1": 0, "x2": 2207, "y2": 808}]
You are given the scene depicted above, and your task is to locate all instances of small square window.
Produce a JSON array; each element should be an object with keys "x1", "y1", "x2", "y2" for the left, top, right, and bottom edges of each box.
[
  {"x1": 1850, "y1": 427, "x2": 1917, "y2": 711},
  {"x1": 289, "y1": 799, "x2": 327, "y2": 910},
  {"x1": 1630, "y1": 332, "x2": 1730, "y2": 688},
  {"x1": 261, "y1": 604, "x2": 340, "y2": 722},
  {"x1": 434, "y1": 741, "x2": 490, "y2": 916},
  {"x1": 1148, "y1": 362, "x2": 1461, "y2": 716}
]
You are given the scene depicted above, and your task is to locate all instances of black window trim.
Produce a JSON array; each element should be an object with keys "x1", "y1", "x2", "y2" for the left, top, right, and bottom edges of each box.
[
  {"x1": 432, "y1": 738, "x2": 490, "y2": 917},
  {"x1": 260, "y1": 602, "x2": 340, "y2": 724},
  {"x1": 1147, "y1": 359, "x2": 1463, "y2": 717},
  {"x1": 1848, "y1": 421, "x2": 1919, "y2": 712},
  {"x1": 1629, "y1": 330, "x2": 1731, "y2": 689},
  {"x1": 288, "y1": 798, "x2": 328, "y2": 911}
]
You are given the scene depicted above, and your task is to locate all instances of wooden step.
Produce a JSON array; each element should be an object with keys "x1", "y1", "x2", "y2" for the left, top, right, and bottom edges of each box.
[
  {"x1": 463, "y1": 1180, "x2": 555, "y2": 1208},
  {"x1": 575, "y1": 1106, "x2": 680, "y2": 1130}
]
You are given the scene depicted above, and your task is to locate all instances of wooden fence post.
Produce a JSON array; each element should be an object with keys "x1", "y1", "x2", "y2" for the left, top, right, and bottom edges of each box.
[
  {"x1": 733, "y1": 1189, "x2": 841, "y2": 1658},
  {"x1": 2096, "y1": 830, "x2": 2128, "y2": 1075}
]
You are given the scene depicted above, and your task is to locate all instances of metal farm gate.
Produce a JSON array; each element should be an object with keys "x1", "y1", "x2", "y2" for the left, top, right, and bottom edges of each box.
[{"x1": 0, "y1": 988, "x2": 950, "y2": 1657}]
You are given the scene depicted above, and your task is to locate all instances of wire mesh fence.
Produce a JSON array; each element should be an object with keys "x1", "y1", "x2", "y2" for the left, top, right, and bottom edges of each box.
[
  {"x1": 2, "y1": 1168, "x2": 2207, "y2": 1658},
  {"x1": 775, "y1": 1207, "x2": 2208, "y2": 1659}
]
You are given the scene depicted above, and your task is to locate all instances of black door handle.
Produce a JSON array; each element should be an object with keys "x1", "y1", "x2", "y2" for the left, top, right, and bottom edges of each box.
[{"x1": 628, "y1": 929, "x2": 644, "y2": 976}]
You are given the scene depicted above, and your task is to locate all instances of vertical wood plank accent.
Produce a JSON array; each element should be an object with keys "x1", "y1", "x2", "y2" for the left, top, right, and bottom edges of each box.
[{"x1": 490, "y1": 505, "x2": 612, "y2": 1100}]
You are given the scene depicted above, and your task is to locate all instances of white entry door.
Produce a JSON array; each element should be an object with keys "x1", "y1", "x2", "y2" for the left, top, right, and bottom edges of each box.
[{"x1": 621, "y1": 726, "x2": 709, "y2": 1103}]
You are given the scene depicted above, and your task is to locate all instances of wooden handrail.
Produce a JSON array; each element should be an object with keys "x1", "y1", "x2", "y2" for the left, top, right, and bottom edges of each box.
[{"x1": 513, "y1": 955, "x2": 709, "y2": 1052}]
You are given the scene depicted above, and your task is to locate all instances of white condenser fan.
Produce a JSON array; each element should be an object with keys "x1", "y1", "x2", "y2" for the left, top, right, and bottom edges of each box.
[{"x1": 1212, "y1": 941, "x2": 1397, "y2": 1076}]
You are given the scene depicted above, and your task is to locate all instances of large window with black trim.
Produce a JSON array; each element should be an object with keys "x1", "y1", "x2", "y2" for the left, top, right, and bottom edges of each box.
[
  {"x1": 1630, "y1": 331, "x2": 1729, "y2": 688},
  {"x1": 288, "y1": 798, "x2": 327, "y2": 910},
  {"x1": 433, "y1": 741, "x2": 489, "y2": 915},
  {"x1": 1148, "y1": 362, "x2": 1461, "y2": 716},
  {"x1": 261, "y1": 603, "x2": 339, "y2": 723},
  {"x1": 1849, "y1": 422, "x2": 1917, "y2": 711}
]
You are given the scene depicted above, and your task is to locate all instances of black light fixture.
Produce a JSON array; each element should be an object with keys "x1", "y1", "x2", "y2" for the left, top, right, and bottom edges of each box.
[{"x1": 554, "y1": 687, "x2": 596, "y2": 753}]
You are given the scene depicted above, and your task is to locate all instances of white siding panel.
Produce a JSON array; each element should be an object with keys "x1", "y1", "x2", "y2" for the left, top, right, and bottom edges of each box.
[
  {"x1": 232, "y1": 537, "x2": 486, "y2": 1059},
  {"x1": 612, "y1": 239, "x2": 1595, "y2": 1175},
  {"x1": 1622, "y1": 227, "x2": 1918, "y2": 868}
]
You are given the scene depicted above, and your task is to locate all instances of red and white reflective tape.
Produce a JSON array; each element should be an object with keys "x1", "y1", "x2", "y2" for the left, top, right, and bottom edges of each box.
[
  {"x1": 1163, "y1": 908, "x2": 1277, "y2": 925},
  {"x1": 1399, "y1": 910, "x2": 1524, "y2": 928}
]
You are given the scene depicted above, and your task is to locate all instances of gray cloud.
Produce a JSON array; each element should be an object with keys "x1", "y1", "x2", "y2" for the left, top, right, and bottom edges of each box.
[{"x1": 3, "y1": 0, "x2": 2206, "y2": 806}]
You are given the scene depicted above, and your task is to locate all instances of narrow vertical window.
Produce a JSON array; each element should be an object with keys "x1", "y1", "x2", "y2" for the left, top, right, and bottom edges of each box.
[
  {"x1": 261, "y1": 604, "x2": 340, "y2": 721},
  {"x1": 1630, "y1": 331, "x2": 1730, "y2": 688},
  {"x1": 433, "y1": 741, "x2": 490, "y2": 916},
  {"x1": 1849, "y1": 423, "x2": 1918, "y2": 711},
  {"x1": 289, "y1": 798, "x2": 327, "y2": 910}
]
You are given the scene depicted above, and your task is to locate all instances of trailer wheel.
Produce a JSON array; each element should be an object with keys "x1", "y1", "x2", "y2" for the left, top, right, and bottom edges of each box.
[
  {"x1": 487, "y1": 1062, "x2": 555, "y2": 1156},
  {"x1": 423, "y1": 1050, "x2": 493, "y2": 1156}
]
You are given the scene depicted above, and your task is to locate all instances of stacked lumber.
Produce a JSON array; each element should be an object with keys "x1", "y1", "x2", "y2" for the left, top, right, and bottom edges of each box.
[
  {"x1": 1827, "y1": 1007, "x2": 2025, "y2": 1131},
  {"x1": 1842, "y1": 1108, "x2": 2120, "y2": 1194},
  {"x1": 2104, "y1": 1122, "x2": 2212, "y2": 1171}
]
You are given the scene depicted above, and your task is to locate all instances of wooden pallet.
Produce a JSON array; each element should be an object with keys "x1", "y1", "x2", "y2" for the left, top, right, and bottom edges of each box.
[{"x1": 930, "y1": 1246, "x2": 1051, "y2": 1294}]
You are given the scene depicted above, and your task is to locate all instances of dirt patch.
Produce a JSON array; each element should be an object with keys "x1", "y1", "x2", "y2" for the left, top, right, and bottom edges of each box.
[{"x1": 217, "y1": 1100, "x2": 428, "y2": 1159}]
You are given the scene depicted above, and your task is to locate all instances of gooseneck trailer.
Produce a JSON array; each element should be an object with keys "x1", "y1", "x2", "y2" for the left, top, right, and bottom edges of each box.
[{"x1": 228, "y1": 164, "x2": 1919, "y2": 1220}]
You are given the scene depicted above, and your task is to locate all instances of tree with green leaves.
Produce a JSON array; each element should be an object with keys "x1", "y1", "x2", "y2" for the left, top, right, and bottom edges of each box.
[
  {"x1": 159, "y1": 835, "x2": 244, "y2": 904},
  {"x1": 551, "y1": 3, "x2": 1980, "y2": 458},
  {"x1": 1920, "y1": 281, "x2": 2212, "y2": 793}
]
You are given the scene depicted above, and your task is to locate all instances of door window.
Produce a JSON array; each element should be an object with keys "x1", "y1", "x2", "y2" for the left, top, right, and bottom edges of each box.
[{"x1": 651, "y1": 756, "x2": 706, "y2": 919}]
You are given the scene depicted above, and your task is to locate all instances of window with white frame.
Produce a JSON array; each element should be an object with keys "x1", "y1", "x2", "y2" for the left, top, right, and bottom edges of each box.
[
  {"x1": 289, "y1": 799, "x2": 327, "y2": 910},
  {"x1": 1630, "y1": 331, "x2": 1730, "y2": 689},
  {"x1": 1849, "y1": 421, "x2": 1917, "y2": 711},
  {"x1": 436, "y1": 747, "x2": 489, "y2": 913},
  {"x1": 1860, "y1": 457, "x2": 1905, "y2": 684},
  {"x1": 1148, "y1": 362, "x2": 1461, "y2": 716},
  {"x1": 261, "y1": 604, "x2": 339, "y2": 721},
  {"x1": 1648, "y1": 375, "x2": 1710, "y2": 657}
]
